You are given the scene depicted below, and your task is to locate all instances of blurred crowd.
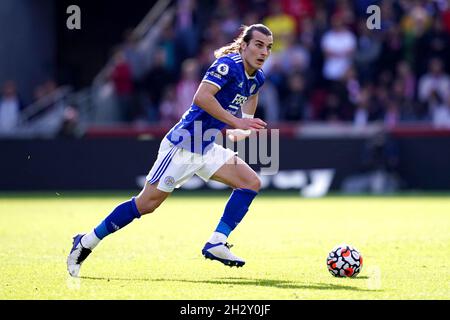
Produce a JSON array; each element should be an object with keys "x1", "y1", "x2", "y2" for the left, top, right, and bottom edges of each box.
[
  {"x1": 2, "y1": 0, "x2": 450, "y2": 134},
  {"x1": 0, "y1": 78, "x2": 79, "y2": 137}
]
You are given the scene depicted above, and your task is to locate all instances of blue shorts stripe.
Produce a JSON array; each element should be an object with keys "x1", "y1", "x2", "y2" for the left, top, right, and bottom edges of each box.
[
  {"x1": 149, "y1": 147, "x2": 177, "y2": 183},
  {"x1": 149, "y1": 148, "x2": 177, "y2": 184},
  {"x1": 149, "y1": 151, "x2": 176, "y2": 185},
  {"x1": 149, "y1": 147, "x2": 176, "y2": 183}
]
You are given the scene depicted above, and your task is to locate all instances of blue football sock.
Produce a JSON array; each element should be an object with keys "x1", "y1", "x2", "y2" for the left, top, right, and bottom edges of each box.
[
  {"x1": 215, "y1": 188, "x2": 258, "y2": 237},
  {"x1": 94, "y1": 197, "x2": 141, "y2": 240}
]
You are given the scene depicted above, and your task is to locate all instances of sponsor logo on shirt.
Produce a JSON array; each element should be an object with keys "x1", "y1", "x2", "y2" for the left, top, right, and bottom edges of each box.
[
  {"x1": 207, "y1": 71, "x2": 222, "y2": 79},
  {"x1": 231, "y1": 94, "x2": 248, "y2": 107}
]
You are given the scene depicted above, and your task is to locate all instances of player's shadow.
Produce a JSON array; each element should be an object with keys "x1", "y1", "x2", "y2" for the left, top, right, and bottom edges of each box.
[
  {"x1": 174, "y1": 277, "x2": 376, "y2": 292},
  {"x1": 81, "y1": 276, "x2": 377, "y2": 292}
]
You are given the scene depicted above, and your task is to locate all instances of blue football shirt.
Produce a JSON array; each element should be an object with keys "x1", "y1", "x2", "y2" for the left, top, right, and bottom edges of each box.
[{"x1": 165, "y1": 53, "x2": 265, "y2": 154}]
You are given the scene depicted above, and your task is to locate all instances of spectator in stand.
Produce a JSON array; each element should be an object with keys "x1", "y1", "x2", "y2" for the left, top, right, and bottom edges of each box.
[
  {"x1": 298, "y1": 15, "x2": 325, "y2": 90},
  {"x1": 396, "y1": 60, "x2": 416, "y2": 102},
  {"x1": 400, "y1": 0, "x2": 432, "y2": 66},
  {"x1": 385, "y1": 103, "x2": 401, "y2": 128},
  {"x1": 282, "y1": 72, "x2": 309, "y2": 121},
  {"x1": 378, "y1": 0, "x2": 398, "y2": 32},
  {"x1": 26, "y1": 79, "x2": 60, "y2": 121},
  {"x1": 158, "y1": 25, "x2": 177, "y2": 74},
  {"x1": 175, "y1": 0, "x2": 200, "y2": 63},
  {"x1": 298, "y1": 17, "x2": 320, "y2": 53},
  {"x1": 331, "y1": 0, "x2": 356, "y2": 28},
  {"x1": 257, "y1": 79, "x2": 280, "y2": 122},
  {"x1": 280, "y1": 0, "x2": 315, "y2": 34},
  {"x1": 418, "y1": 58, "x2": 450, "y2": 105},
  {"x1": 0, "y1": 81, "x2": 23, "y2": 134},
  {"x1": 41, "y1": 79, "x2": 58, "y2": 96},
  {"x1": 202, "y1": 19, "x2": 229, "y2": 51},
  {"x1": 263, "y1": 54, "x2": 287, "y2": 101},
  {"x1": 384, "y1": 78, "x2": 406, "y2": 128},
  {"x1": 318, "y1": 91, "x2": 345, "y2": 123},
  {"x1": 159, "y1": 85, "x2": 178, "y2": 126},
  {"x1": 442, "y1": 0, "x2": 450, "y2": 34},
  {"x1": 354, "y1": 84, "x2": 385, "y2": 127},
  {"x1": 142, "y1": 48, "x2": 175, "y2": 123},
  {"x1": 321, "y1": 66, "x2": 358, "y2": 123},
  {"x1": 377, "y1": 68, "x2": 395, "y2": 92},
  {"x1": 320, "y1": 12, "x2": 357, "y2": 83},
  {"x1": 372, "y1": 86, "x2": 390, "y2": 122},
  {"x1": 278, "y1": 34, "x2": 310, "y2": 75},
  {"x1": 415, "y1": 17, "x2": 450, "y2": 76},
  {"x1": 33, "y1": 84, "x2": 46, "y2": 102},
  {"x1": 430, "y1": 91, "x2": 450, "y2": 128},
  {"x1": 58, "y1": 105, "x2": 81, "y2": 138},
  {"x1": 354, "y1": 18, "x2": 382, "y2": 84},
  {"x1": 174, "y1": 58, "x2": 200, "y2": 120},
  {"x1": 263, "y1": 1, "x2": 296, "y2": 53},
  {"x1": 221, "y1": 9, "x2": 241, "y2": 41},
  {"x1": 344, "y1": 66, "x2": 361, "y2": 105},
  {"x1": 197, "y1": 41, "x2": 216, "y2": 77},
  {"x1": 353, "y1": 86, "x2": 371, "y2": 128},
  {"x1": 121, "y1": 29, "x2": 146, "y2": 82},
  {"x1": 389, "y1": 78, "x2": 417, "y2": 122},
  {"x1": 242, "y1": 12, "x2": 260, "y2": 27},
  {"x1": 109, "y1": 49, "x2": 135, "y2": 122},
  {"x1": 378, "y1": 24, "x2": 405, "y2": 77},
  {"x1": 212, "y1": 0, "x2": 242, "y2": 40}
]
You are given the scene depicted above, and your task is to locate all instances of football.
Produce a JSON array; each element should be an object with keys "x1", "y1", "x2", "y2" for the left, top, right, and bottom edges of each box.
[{"x1": 327, "y1": 244, "x2": 363, "y2": 277}]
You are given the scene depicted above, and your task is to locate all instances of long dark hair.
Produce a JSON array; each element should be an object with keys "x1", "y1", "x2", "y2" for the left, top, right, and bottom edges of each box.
[{"x1": 214, "y1": 24, "x2": 272, "y2": 58}]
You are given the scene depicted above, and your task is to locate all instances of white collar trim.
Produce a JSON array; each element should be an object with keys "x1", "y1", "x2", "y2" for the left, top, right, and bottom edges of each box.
[
  {"x1": 237, "y1": 54, "x2": 257, "y2": 79},
  {"x1": 245, "y1": 70, "x2": 257, "y2": 79}
]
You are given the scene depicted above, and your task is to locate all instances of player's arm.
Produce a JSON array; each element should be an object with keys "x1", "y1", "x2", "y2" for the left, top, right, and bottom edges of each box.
[
  {"x1": 241, "y1": 93, "x2": 258, "y2": 118},
  {"x1": 193, "y1": 82, "x2": 266, "y2": 130},
  {"x1": 227, "y1": 93, "x2": 259, "y2": 141}
]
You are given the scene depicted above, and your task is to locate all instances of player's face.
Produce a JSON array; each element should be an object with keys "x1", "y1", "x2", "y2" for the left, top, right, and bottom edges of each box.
[{"x1": 241, "y1": 31, "x2": 273, "y2": 73}]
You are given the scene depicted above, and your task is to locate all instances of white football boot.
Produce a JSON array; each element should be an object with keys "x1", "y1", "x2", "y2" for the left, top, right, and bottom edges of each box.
[
  {"x1": 202, "y1": 242, "x2": 245, "y2": 267},
  {"x1": 67, "y1": 234, "x2": 92, "y2": 277}
]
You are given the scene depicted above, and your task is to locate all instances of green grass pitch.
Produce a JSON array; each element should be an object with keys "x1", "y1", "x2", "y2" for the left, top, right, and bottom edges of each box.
[{"x1": 0, "y1": 191, "x2": 449, "y2": 299}]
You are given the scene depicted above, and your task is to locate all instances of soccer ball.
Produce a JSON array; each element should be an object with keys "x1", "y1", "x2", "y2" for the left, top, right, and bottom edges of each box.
[{"x1": 327, "y1": 244, "x2": 363, "y2": 277}]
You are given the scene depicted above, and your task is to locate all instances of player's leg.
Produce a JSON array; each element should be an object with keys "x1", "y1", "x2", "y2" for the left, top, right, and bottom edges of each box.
[
  {"x1": 67, "y1": 182, "x2": 170, "y2": 277},
  {"x1": 84, "y1": 183, "x2": 170, "y2": 246},
  {"x1": 209, "y1": 155, "x2": 260, "y2": 241},
  {"x1": 210, "y1": 155, "x2": 261, "y2": 190},
  {"x1": 84, "y1": 183, "x2": 169, "y2": 247},
  {"x1": 67, "y1": 139, "x2": 176, "y2": 277},
  {"x1": 199, "y1": 153, "x2": 261, "y2": 267},
  {"x1": 135, "y1": 182, "x2": 171, "y2": 215}
]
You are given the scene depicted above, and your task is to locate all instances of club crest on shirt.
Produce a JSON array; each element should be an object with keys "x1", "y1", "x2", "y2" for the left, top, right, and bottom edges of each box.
[
  {"x1": 250, "y1": 84, "x2": 257, "y2": 94},
  {"x1": 217, "y1": 63, "x2": 229, "y2": 76},
  {"x1": 164, "y1": 176, "x2": 175, "y2": 187}
]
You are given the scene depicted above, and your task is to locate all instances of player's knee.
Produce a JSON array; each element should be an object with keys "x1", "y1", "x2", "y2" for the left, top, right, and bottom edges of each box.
[
  {"x1": 253, "y1": 176, "x2": 262, "y2": 192},
  {"x1": 135, "y1": 183, "x2": 170, "y2": 215},
  {"x1": 135, "y1": 197, "x2": 160, "y2": 215},
  {"x1": 138, "y1": 201, "x2": 157, "y2": 215},
  {"x1": 243, "y1": 175, "x2": 261, "y2": 192}
]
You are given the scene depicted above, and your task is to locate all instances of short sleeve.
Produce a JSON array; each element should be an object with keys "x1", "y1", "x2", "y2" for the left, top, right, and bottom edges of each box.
[{"x1": 202, "y1": 57, "x2": 235, "y2": 90}]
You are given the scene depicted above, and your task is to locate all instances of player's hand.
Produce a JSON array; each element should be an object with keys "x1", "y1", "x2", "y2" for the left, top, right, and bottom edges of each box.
[
  {"x1": 227, "y1": 129, "x2": 252, "y2": 142},
  {"x1": 233, "y1": 118, "x2": 267, "y2": 130}
]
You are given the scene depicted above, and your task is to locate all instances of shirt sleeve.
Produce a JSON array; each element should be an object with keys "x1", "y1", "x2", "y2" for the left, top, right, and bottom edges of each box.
[{"x1": 201, "y1": 57, "x2": 235, "y2": 90}]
